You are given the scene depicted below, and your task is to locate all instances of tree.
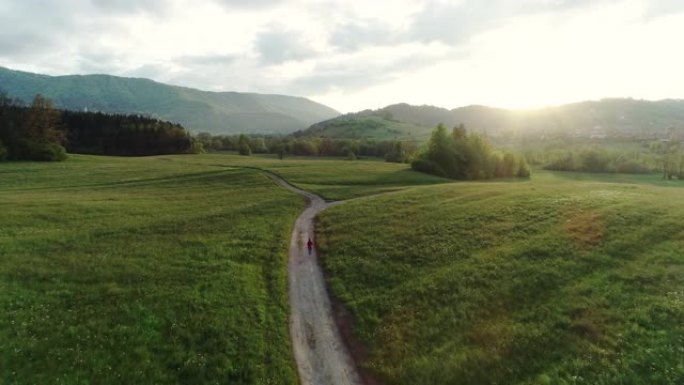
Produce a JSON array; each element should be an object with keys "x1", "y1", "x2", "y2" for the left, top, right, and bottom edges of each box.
[
  {"x1": 188, "y1": 138, "x2": 205, "y2": 154},
  {"x1": 464, "y1": 133, "x2": 493, "y2": 179},
  {"x1": 385, "y1": 141, "x2": 406, "y2": 163},
  {"x1": 501, "y1": 153, "x2": 518, "y2": 177},
  {"x1": 238, "y1": 134, "x2": 252, "y2": 156},
  {"x1": 517, "y1": 157, "x2": 531, "y2": 178},
  {"x1": 580, "y1": 149, "x2": 609, "y2": 173},
  {"x1": 0, "y1": 139, "x2": 7, "y2": 161},
  {"x1": 25, "y1": 95, "x2": 63, "y2": 142},
  {"x1": 427, "y1": 123, "x2": 457, "y2": 177},
  {"x1": 17, "y1": 95, "x2": 67, "y2": 161},
  {"x1": 291, "y1": 140, "x2": 318, "y2": 156},
  {"x1": 652, "y1": 137, "x2": 682, "y2": 179},
  {"x1": 663, "y1": 139, "x2": 681, "y2": 180},
  {"x1": 412, "y1": 123, "x2": 529, "y2": 180},
  {"x1": 250, "y1": 137, "x2": 268, "y2": 153},
  {"x1": 450, "y1": 125, "x2": 470, "y2": 179}
]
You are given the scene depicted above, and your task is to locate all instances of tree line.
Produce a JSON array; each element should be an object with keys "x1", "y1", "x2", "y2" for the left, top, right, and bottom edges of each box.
[
  {"x1": 0, "y1": 93, "x2": 67, "y2": 161},
  {"x1": 0, "y1": 92, "x2": 193, "y2": 161},
  {"x1": 193, "y1": 132, "x2": 418, "y2": 162},
  {"x1": 539, "y1": 138, "x2": 683, "y2": 179},
  {"x1": 62, "y1": 110, "x2": 191, "y2": 156},
  {"x1": 411, "y1": 124, "x2": 530, "y2": 180}
]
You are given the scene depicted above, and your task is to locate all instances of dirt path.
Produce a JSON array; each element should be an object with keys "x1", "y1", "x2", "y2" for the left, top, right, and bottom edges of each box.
[{"x1": 264, "y1": 171, "x2": 362, "y2": 385}]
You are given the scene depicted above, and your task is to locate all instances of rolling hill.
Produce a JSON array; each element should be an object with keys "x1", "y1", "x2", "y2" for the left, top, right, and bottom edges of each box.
[
  {"x1": 299, "y1": 99, "x2": 684, "y2": 141},
  {"x1": 0, "y1": 66, "x2": 339, "y2": 134}
]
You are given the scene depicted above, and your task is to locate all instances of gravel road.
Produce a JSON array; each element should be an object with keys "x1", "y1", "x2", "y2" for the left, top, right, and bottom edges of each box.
[{"x1": 265, "y1": 172, "x2": 362, "y2": 385}]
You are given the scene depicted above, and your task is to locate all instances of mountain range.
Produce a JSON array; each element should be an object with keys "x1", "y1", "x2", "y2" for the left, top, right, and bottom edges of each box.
[
  {"x1": 300, "y1": 100, "x2": 684, "y2": 141},
  {"x1": 3, "y1": 66, "x2": 684, "y2": 141},
  {"x1": 0, "y1": 66, "x2": 339, "y2": 134}
]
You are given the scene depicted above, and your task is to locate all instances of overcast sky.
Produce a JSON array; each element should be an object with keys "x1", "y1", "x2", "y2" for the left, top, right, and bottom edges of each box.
[{"x1": 1, "y1": 0, "x2": 683, "y2": 112}]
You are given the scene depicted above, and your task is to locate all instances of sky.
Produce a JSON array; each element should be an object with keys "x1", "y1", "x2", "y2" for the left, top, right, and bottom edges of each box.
[{"x1": 1, "y1": 0, "x2": 683, "y2": 113}]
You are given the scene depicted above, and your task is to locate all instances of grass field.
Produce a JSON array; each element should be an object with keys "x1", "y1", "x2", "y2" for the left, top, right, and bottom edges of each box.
[
  {"x1": 317, "y1": 170, "x2": 684, "y2": 384},
  {"x1": 0, "y1": 155, "x2": 306, "y2": 384},
  {"x1": 0, "y1": 153, "x2": 446, "y2": 384},
  {"x1": 161, "y1": 153, "x2": 449, "y2": 200}
]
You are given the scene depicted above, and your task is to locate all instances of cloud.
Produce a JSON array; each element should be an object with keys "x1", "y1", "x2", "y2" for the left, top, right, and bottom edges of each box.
[
  {"x1": 175, "y1": 53, "x2": 237, "y2": 67},
  {"x1": 283, "y1": 42, "x2": 451, "y2": 95},
  {"x1": 406, "y1": 0, "x2": 619, "y2": 46},
  {"x1": 408, "y1": 1, "x2": 509, "y2": 45},
  {"x1": 213, "y1": 0, "x2": 283, "y2": 9},
  {"x1": 255, "y1": 27, "x2": 317, "y2": 65},
  {"x1": 329, "y1": 20, "x2": 401, "y2": 51},
  {"x1": 0, "y1": 0, "x2": 128, "y2": 64},
  {"x1": 0, "y1": 34, "x2": 52, "y2": 58},
  {"x1": 642, "y1": 0, "x2": 684, "y2": 19},
  {"x1": 1, "y1": 0, "x2": 683, "y2": 113},
  {"x1": 89, "y1": 0, "x2": 168, "y2": 14}
]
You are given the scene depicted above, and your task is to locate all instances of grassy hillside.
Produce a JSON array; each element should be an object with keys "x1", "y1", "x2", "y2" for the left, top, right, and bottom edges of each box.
[
  {"x1": 0, "y1": 156, "x2": 304, "y2": 384},
  {"x1": 317, "y1": 170, "x2": 684, "y2": 384},
  {"x1": 302, "y1": 115, "x2": 431, "y2": 141},
  {"x1": 297, "y1": 100, "x2": 684, "y2": 141},
  {"x1": 0, "y1": 66, "x2": 339, "y2": 134},
  {"x1": 0, "y1": 153, "x2": 448, "y2": 383}
]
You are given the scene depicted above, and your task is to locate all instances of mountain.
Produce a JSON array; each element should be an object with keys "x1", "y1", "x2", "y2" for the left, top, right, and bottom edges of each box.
[
  {"x1": 0, "y1": 66, "x2": 339, "y2": 134},
  {"x1": 299, "y1": 99, "x2": 684, "y2": 141}
]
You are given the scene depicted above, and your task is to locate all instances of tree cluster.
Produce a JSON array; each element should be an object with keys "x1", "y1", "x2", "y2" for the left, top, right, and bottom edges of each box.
[
  {"x1": 62, "y1": 110, "x2": 191, "y2": 156},
  {"x1": 411, "y1": 124, "x2": 530, "y2": 179},
  {"x1": 193, "y1": 132, "x2": 418, "y2": 162},
  {"x1": 542, "y1": 148, "x2": 652, "y2": 174},
  {"x1": 650, "y1": 137, "x2": 684, "y2": 180},
  {"x1": 541, "y1": 139, "x2": 683, "y2": 179},
  {"x1": 0, "y1": 92, "x2": 194, "y2": 161},
  {"x1": 0, "y1": 93, "x2": 66, "y2": 161}
]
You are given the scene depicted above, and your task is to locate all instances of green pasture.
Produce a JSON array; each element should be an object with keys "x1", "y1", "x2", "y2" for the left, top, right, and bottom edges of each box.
[
  {"x1": 162, "y1": 153, "x2": 449, "y2": 200},
  {"x1": 2, "y1": 153, "x2": 682, "y2": 385},
  {"x1": 0, "y1": 153, "x2": 444, "y2": 384},
  {"x1": 0, "y1": 156, "x2": 304, "y2": 384},
  {"x1": 317, "y1": 170, "x2": 684, "y2": 384}
]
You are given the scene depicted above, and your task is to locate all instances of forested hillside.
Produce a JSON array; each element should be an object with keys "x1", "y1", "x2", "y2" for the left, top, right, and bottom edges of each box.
[
  {"x1": 0, "y1": 92, "x2": 192, "y2": 160},
  {"x1": 0, "y1": 66, "x2": 339, "y2": 134},
  {"x1": 299, "y1": 99, "x2": 684, "y2": 141}
]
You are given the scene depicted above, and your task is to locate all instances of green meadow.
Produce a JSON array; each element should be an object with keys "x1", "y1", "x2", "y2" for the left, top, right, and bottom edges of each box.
[
  {"x1": 317, "y1": 170, "x2": 684, "y2": 384},
  {"x1": 163, "y1": 153, "x2": 449, "y2": 200},
  {"x1": 0, "y1": 154, "x2": 445, "y2": 384},
  {"x1": 0, "y1": 155, "x2": 306, "y2": 384},
  {"x1": 3, "y1": 153, "x2": 683, "y2": 385}
]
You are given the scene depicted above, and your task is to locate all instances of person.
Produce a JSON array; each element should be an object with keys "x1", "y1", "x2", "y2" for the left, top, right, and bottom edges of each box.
[{"x1": 307, "y1": 238, "x2": 313, "y2": 254}]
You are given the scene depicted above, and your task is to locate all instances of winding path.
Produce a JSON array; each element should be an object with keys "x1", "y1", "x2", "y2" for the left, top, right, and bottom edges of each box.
[{"x1": 264, "y1": 171, "x2": 362, "y2": 385}]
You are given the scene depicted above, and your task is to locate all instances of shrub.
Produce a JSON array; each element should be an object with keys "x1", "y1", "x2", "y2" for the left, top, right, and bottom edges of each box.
[
  {"x1": 411, "y1": 159, "x2": 446, "y2": 177},
  {"x1": 614, "y1": 161, "x2": 650, "y2": 174},
  {"x1": 19, "y1": 141, "x2": 67, "y2": 161},
  {"x1": 517, "y1": 158, "x2": 531, "y2": 178},
  {"x1": 544, "y1": 153, "x2": 576, "y2": 171},
  {"x1": 580, "y1": 149, "x2": 610, "y2": 172},
  {"x1": 188, "y1": 139, "x2": 205, "y2": 154},
  {"x1": 33, "y1": 142, "x2": 67, "y2": 161}
]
